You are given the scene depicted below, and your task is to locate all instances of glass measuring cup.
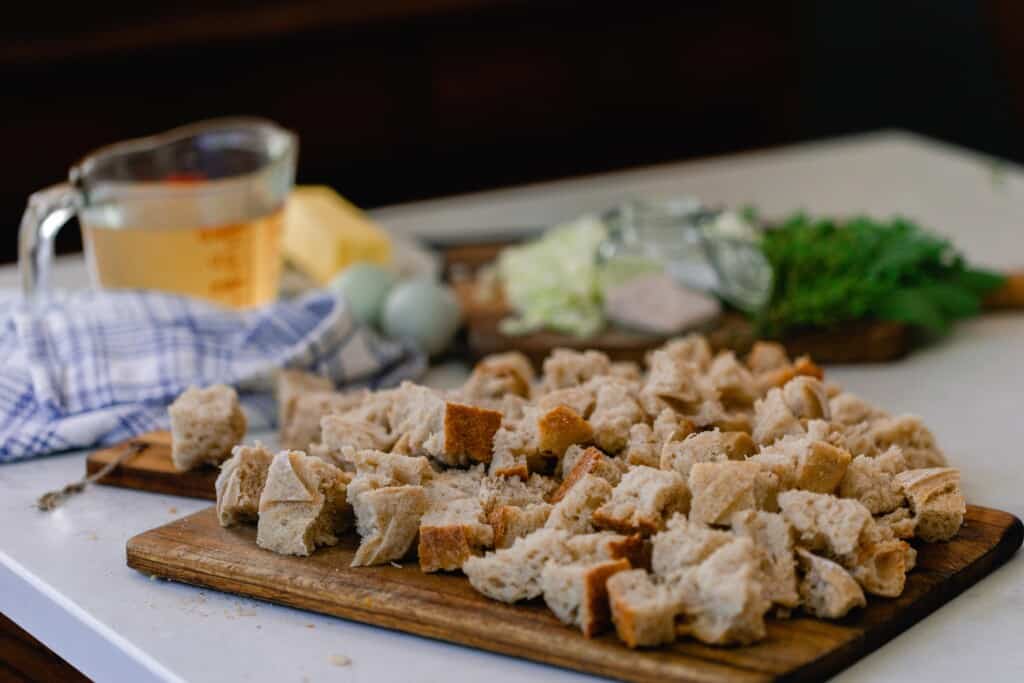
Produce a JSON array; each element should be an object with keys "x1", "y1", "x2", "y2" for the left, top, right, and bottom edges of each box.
[{"x1": 19, "y1": 117, "x2": 297, "y2": 308}]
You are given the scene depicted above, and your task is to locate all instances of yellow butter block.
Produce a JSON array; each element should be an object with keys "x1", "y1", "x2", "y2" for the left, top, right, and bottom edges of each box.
[{"x1": 283, "y1": 185, "x2": 392, "y2": 284}]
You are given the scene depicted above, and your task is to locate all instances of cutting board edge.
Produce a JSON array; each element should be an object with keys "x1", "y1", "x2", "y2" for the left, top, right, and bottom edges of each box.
[{"x1": 125, "y1": 506, "x2": 1022, "y2": 683}]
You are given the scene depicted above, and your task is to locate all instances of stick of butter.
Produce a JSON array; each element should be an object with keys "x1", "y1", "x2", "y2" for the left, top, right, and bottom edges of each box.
[{"x1": 283, "y1": 186, "x2": 392, "y2": 285}]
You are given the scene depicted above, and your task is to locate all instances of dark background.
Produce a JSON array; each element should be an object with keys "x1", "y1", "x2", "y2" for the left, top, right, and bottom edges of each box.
[{"x1": 2, "y1": 0, "x2": 1021, "y2": 264}]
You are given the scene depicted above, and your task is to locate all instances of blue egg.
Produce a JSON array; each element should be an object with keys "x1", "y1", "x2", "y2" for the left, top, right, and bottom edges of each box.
[
  {"x1": 382, "y1": 279, "x2": 462, "y2": 355},
  {"x1": 328, "y1": 264, "x2": 398, "y2": 328}
]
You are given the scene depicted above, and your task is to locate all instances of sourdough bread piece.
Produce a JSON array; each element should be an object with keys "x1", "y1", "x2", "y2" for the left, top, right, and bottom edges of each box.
[
  {"x1": 566, "y1": 531, "x2": 648, "y2": 569},
  {"x1": 588, "y1": 378, "x2": 645, "y2": 453},
  {"x1": 660, "y1": 334, "x2": 713, "y2": 371},
  {"x1": 688, "y1": 461, "x2": 764, "y2": 526},
  {"x1": 349, "y1": 449, "x2": 434, "y2": 485},
  {"x1": 169, "y1": 384, "x2": 247, "y2": 471},
  {"x1": 731, "y1": 510, "x2": 799, "y2": 608},
  {"x1": 624, "y1": 410, "x2": 695, "y2": 468},
  {"x1": 256, "y1": 450, "x2": 351, "y2": 556},
  {"x1": 894, "y1": 467, "x2": 966, "y2": 541},
  {"x1": 756, "y1": 355, "x2": 824, "y2": 393},
  {"x1": 751, "y1": 388, "x2": 803, "y2": 446},
  {"x1": 829, "y1": 392, "x2": 886, "y2": 426},
  {"x1": 350, "y1": 485, "x2": 429, "y2": 567},
  {"x1": 639, "y1": 349, "x2": 704, "y2": 416},
  {"x1": 838, "y1": 448, "x2": 907, "y2": 514},
  {"x1": 746, "y1": 341, "x2": 790, "y2": 373},
  {"x1": 707, "y1": 351, "x2": 758, "y2": 408},
  {"x1": 542, "y1": 558, "x2": 631, "y2": 637},
  {"x1": 876, "y1": 507, "x2": 916, "y2": 539},
  {"x1": 750, "y1": 435, "x2": 852, "y2": 495},
  {"x1": 461, "y1": 351, "x2": 534, "y2": 400},
  {"x1": 320, "y1": 414, "x2": 394, "y2": 465},
  {"x1": 539, "y1": 348, "x2": 611, "y2": 392},
  {"x1": 536, "y1": 386, "x2": 597, "y2": 417},
  {"x1": 549, "y1": 447, "x2": 622, "y2": 504},
  {"x1": 418, "y1": 497, "x2": 494, "y2": 572},
  {"x1": 650, "y1": 515, "x2": 733, "y2": 580},
  {"x1": 781, "y1": 376, "x2": 831, "y2": 420},
  {"x1": 682, "y1": 538, "x2": 770, "y2": 646},
  {"x1": 546, "y1": 475, "x2": 613, "y2": 534},
  {"x1": 659, "y1": 429, "x2": 754, "y2": 480},
  {"x1": 536, "y1": 405, "x2": 594, "y2": 459},
  {"x1": 215, "y1": 443, "x2": 274, "y2": 527},
  {"x1": 778, "y1": 490, "x2": 872, "y2": 558},
  {"x1": 845, "y1": 536, "x2": 910, "y2": 597},
  {"x1": 478, "y1": 473, "x2": 553, "y2": 513},
  {"x1": 280, "y1": 390, "x2": 365, "y2": 451},
  {"x1": 607, "y1": 569, "x2": 680, "y2": 648},
  {"x1": 463, "y1": 528, "x2": 571, "y2": 602},
  {"x1": 871, "y1": 416, "x2": 947, "y2": 469},
  {"x1": 796, "y1": 548, "x2": 866, "y2": 619},
  {"x1": 276, "y1": 369, "x2": 333, "y2": 429},
  {"x1": 490, "y1": 503, "x2": 553, "y2": 549},
  {"x1": 593, "y1": 466, "x2": 688, "y2": 535}
]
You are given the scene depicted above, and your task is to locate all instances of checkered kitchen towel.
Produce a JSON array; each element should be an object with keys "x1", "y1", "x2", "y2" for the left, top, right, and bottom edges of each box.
[{"x1": 0, "y1": 290, "x2": 426, "y2": 463}]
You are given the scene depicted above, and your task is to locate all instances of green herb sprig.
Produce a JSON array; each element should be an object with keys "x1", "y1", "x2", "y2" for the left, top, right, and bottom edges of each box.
[{"x1": 755, "y1": 214, "x2": 1004, "y2": 338}]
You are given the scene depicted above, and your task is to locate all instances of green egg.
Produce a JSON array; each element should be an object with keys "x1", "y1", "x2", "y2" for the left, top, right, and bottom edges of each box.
[
  {"x1": 382, "y1": 279, "x2": 462, "y2": 356},
  {"x1": 328, "y1": 263, "x2": 397, "y2": 328}
]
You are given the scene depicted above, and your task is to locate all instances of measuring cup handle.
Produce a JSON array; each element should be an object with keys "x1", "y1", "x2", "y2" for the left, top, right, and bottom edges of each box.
[{"x1": 18, "y1": 183, "x2": 81, "y2": 302}]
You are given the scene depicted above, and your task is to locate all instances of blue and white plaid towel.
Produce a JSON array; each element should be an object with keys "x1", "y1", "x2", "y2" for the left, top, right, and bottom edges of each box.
[{"x1": 0, "y1": 290, "x2": 426, "y2": 463}]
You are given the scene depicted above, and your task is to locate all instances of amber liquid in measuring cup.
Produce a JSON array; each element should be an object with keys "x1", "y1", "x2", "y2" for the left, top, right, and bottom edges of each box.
[
  {"x1": 82, "y1": 191, "x2": 284, "y2": 308},
  {"x1": 19, "y1": 118, "x2": 297, "y2": 309}
]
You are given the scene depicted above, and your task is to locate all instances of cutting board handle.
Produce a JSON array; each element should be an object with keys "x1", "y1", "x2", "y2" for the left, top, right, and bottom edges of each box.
[{"x1": 985, "y1": 269, "x2": 1024, "y2": 310}]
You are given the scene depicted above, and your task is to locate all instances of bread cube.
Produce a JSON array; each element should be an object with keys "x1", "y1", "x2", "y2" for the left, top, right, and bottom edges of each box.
[
  {"x1": 796, "y1": 548, "x2": 866, "y2": 619},
  {"x1": 640, "y1": 349, "x2": 703, "y2": 415},
  {"x1": 756, "y1": 355, "x2": 824, "y2": 393},
  {"x1": 781, "y1": 376, "x2": 831, "y2": 420},
  {"x1": 688, "y1": 461, "x2": 763, "y2": 526},
  {"x1": 660, "y1": 429, "x2": 754, "y2": 480},
  {"x1": 829, "y1": 392, "x2": 885, "y2": 426},
  {"x1": 895, "y1": 467, "x2": 965, "y2": 541},
  {"x1": 778, "y1": 490, "x2": 871, "y2": 557},
  {"x1": 876, "y1": 507, "x2": 916, "y2": 539},
  {"x1": 839, "y1": 449, "x2": 907, "y2": 514},
  {"x1": 168, "y1": 384, "x2": 247, "y2": 471},
  {"x1": 535, "y1": 405, "x2": 594, "y2": 459},
  {"x1": 707, "y1": 351, "x2": 758, "y2": 408},
  {"x1": 535, "y1": 386, "x2": 597, "y2": 417},
  {"x1": 751, "y1": 388, "x2": 803, "y2": 446},
  {"x1": 651, "y1": 515, "x2": 733, "y2": 580},
  {"x1": 566, "y1": 531, "x2": 648, "y2": 569},
  {"x1": 870, "y1": 416, "x2": 947, "y2": 469},
  {"x1": 745, "y1": 341, "x2": 790, "y2": 373},
  {"x1": 542, "y1": 558, "x2": 631, "y2": 637},
  {"x1": 319, "y1": 415, "x2": 394, "y2": 465},
  {"x1": 731, "y1": 510, "x2": 799, "y2": 608},
  {"x1": 478, "y1": 472, "x2": 553, "y2": 513},
  {"x1": 549, "y1": 447, "x2": 622, "y2": 503},
  {"x1": 280, "y1": 390, "x2": 365, "y2": 451},
  {"x1": 215, "y1": 443, "x2": 274, "y2": 527},
  {"x1": 350, "y1": 485, "x2": 428, "y2": 566},
  {"x1": 593, "y1": 466, "x2": 688, "y2": 535},
  {"x1": 751, "y1": 435, "x2": 851, "y2": 494},
  {"x1": 607, "y1": 569, "x2": 680, "y2": 648},
  {"x1": 846, "y1": 537, "x2": 910, "y2": 597},
  {"x1": 588, "y1": 379, "x2": 645, "y2": 453},
  {"x1": 546, "y1": 475, "x2": 613, "y2": 534},
  {"x1": 539, "y1": 348, "x2": 611, "y2": 392},
  {"x1": 683, "y1": 538, "x2": 770, "y2": 646},
  {"x1": 418, "y1": 497, "x2": 494, "y2": 572},
  {"x1": 463, "y1": 529, "x2": 571, "y2": 602},
  {"x1": 461, "y1": 351, "x2": 534, "y2": 400},
  {"x1": 660, "y1": 334, "x2": 713, "y2": 371},
  {"x1": 490, "y1": 503, "x2": 553, "y2": 549},
  {"x1": 349, "y1": 449, "x2": 434, "y2": 485},
  {"x1": 256, "y1": 450, "x2": 351, "y2": 556},
  {"x1": 276, "y1": 369, "x2": 332, "y2": 429}
]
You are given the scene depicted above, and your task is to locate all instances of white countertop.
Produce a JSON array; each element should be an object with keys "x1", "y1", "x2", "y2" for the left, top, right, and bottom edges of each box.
[{"x1": 2, "y1": 130, "x2": 1023, "y2": 683}]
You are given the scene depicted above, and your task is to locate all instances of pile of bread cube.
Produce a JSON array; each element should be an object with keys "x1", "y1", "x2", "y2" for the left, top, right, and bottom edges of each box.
[{"x1": 168, "y1": 335, "x2": 966, "y2": 648}]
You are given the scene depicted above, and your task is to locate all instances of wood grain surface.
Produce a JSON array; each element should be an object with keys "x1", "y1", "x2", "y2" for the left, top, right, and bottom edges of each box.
[
  {"x1": 86, "y1": 431, "x2": 217, "y2": 500},
  {"x1": 127, "y1": 505, "x2": 1022, "y2": 683}
]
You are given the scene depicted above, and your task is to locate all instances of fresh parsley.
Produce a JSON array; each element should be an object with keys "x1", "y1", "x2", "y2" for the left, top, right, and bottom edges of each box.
[{"x1": 754, "y1": 214, "x2": 1005, "y2": 337}]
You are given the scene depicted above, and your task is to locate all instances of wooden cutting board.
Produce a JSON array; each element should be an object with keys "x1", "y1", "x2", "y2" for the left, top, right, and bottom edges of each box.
[
  {"x1": 127, "y1": 505, "x2": 1022, "y2": 683},
  {"x1": 86, "y1": 431, "x2": 217, "y2": 500}
]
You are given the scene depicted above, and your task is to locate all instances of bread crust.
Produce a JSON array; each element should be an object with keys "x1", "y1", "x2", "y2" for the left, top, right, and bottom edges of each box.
[
  {"x1": 444, "y1": 402, "x2": 503, "y2": 464},
  {"x1": 537, "y1": 405, "x2": 594, "y2": 457}
]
